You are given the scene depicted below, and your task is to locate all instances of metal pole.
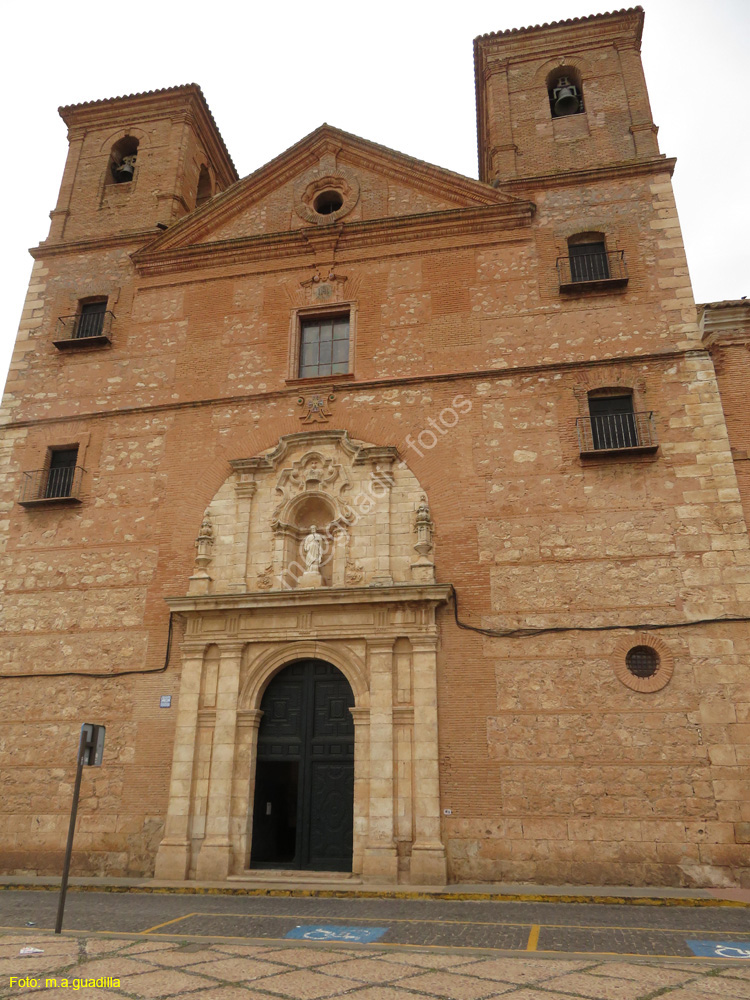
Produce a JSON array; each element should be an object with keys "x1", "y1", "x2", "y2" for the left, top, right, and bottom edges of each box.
[{"x1": 55, "y1": 727, "x2": 86, "y2": 934}]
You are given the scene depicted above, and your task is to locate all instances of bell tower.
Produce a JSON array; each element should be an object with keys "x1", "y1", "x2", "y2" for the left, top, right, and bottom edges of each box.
[
  {"x1": 474, "y1": 7, "x2": 661, "y2": 184},
  {"x1": 47, "y1": 84, "x2": 238, "y2": 243}
]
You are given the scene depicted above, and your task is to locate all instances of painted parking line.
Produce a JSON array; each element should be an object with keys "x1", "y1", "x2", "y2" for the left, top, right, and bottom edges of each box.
[
  {"x1": 526, "y1": 924, "x2": 540, "y2": 951},
  {"x1": 286, "y1": 925, "x2": 388, "y2": 943},
  {"x1": 140, "y1": 913, "x2": 199, "y2": 934}
]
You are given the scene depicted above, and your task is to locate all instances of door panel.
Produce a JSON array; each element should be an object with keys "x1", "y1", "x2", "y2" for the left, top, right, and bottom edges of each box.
[
  {"x1": 308, "y1": 761, "x2": 354, "y2": 868},
  {"x1": 250, "y1": 660, "x2": 354, "y2": 871}
]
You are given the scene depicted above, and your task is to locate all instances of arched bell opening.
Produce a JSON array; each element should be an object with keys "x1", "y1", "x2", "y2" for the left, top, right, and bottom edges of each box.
[
  {"x1": 248, "y1": 659, "x2": 355, "y2": 872},
  {"x1": 547, "y1": 66, "x2": 584, "y2": 118},
  {"x1": 195, "y1": 164, "x2": 213, "y2": 209},
  {"x1": 106, "y1": 135, "x2": 139, "y2": 185}
]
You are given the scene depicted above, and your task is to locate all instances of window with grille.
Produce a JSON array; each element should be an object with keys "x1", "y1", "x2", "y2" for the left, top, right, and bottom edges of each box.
[
  {"x1": 625, "y1": 645, "x2": 659, "y2": 678},
  {"x1": 299, "y1": 315, "x2": 350, "y2": 378},
  {"x1": 76, "y1": 300, "x2": 107, "y2": 340},
  {"x1": 569, "y1": 240, "x2": 609, "y2": 282},
  {"x1": 588, "y1": 394, "x2": 638, "y2": 450},
  {"x1": 45, "y1": 447, "x2": 78, "y2": 499}
]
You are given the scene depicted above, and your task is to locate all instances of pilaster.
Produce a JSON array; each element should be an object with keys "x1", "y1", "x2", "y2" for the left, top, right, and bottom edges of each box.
[
  {"x1": 409, "y1": 636, "x2": 448, "y2": 885},
  {"x1": 195, "y1": 641, "x2": 244, "y2": 880},
  {"x1": 154, "y1": 644, "x2": 206, "y2": 880},
  {"x1": 362, "y1": 638, "x2": 398, "y2": 881}
]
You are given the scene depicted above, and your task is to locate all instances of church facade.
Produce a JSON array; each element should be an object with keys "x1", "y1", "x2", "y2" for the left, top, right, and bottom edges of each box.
[{"x1": 2, "y1": 8, "x2": 749, "y2": 887}]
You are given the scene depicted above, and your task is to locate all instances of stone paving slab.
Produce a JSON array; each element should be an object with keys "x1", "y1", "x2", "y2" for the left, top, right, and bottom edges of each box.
[{"x1": 2, "y1": 931, "x2": 750, "y2": 1000}]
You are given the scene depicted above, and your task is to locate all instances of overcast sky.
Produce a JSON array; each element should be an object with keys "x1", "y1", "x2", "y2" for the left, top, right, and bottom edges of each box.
[{"x1": 2, "y1": 0, "x2": 747, "y2": 396}]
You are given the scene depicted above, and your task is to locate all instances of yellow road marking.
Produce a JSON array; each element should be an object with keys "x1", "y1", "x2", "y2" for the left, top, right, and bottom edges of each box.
[
  {"x1": 526, "y1": 924, "x2": 540, "y2": 951},
  {"x1": 140, "y1": 912, "x2": 198, "y2": 934}
]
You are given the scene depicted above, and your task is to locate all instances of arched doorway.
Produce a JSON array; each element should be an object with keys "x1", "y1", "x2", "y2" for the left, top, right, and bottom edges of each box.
[{"x1": 250, "y1": 659, "x2": 354, "y2": 871}]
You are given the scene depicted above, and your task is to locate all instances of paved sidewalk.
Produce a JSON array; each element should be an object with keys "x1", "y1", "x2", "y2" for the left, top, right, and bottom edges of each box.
[{"x1": 2, "y1": 930, "x2": 750, "y2": 1000}]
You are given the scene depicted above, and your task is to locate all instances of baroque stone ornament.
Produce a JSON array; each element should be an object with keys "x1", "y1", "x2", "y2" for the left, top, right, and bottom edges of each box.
[
  {"x1": 414, "y1": 495, "x2": 433, "y2": 557},
  {"x1": 411, "y1": 495, "x2": 435, "y2": 583},
  {"x1": 298, "y1": 393, "x2": 335, "y2": 423},
  {"x1": 188, "y1": 511, "x2": 214, "y2": 595}
]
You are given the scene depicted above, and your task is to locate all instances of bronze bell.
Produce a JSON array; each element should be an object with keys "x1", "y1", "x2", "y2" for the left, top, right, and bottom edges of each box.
[
  {"x1": 552, "y1": 78, "x2": 581, "y2": 117},
  {"x1": 114, "y1": 155, "x2": 136, "y2": 183}
]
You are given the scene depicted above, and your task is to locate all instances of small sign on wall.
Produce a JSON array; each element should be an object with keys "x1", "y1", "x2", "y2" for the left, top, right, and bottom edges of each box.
[{"x1": 159, "y1": 695, "x2": 172, "y2": 708}]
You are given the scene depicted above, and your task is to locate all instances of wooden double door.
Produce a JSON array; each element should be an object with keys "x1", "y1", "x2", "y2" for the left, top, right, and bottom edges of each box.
[{"x1": 250, "y1": 660, "x2": 354, "y2": 871}]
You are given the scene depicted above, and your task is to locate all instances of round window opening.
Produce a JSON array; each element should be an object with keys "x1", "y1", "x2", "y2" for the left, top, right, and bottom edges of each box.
[
  {"x1": 625, "y1": 645, "x2": 659, "y2": 679},
  {"x1": 313, "y1": 190, "x2": 344, "y2": 215}
]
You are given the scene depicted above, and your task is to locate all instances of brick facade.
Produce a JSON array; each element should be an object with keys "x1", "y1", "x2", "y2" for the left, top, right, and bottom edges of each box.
[{"x1": 1, "y1": 9, "x2": 749, "y2": 887}]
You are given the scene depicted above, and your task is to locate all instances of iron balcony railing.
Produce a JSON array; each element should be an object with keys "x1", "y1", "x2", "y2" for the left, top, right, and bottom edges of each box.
[
  {"x1": 577, "y1": 411, "x2": 658, "y2": 454},
  {"x1": 53, "y1": 310, "x2": 114, "y2": 349},
  {"x1": 18, "y1": 466, "x2": 85, "y2": 506},
  {"x1": 557, "y1": 250, "x2": 628, "y2": 291}
]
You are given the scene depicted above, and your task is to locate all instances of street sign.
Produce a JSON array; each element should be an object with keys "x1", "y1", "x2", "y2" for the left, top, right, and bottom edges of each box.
[
  {"x1": 286, "y1": 925, "x2": 388, "y2": 943},
  {"x1": 55, "y1": 723, "x2": 106, "y2": 934},
  {"x1": 687, "y1": 940, "x2": 750, "y2": 959},
  {"x1": 81, "y1": 724, "x2": 105, "y2": 766}
]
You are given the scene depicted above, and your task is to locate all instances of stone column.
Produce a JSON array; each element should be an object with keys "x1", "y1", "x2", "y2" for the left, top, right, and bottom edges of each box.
[
  {"x1": 362, "y1": 639, "x2": 398, "y2": 881},
  {"x1": 350, "y1": 707, "x2": 370, "y2": 878},
  {"x1": 410, "y1": 636, "x2": 448, "y2": 885},
  {"x1": 154, "y1": 643, "x2": 205, "y2": 880},
  {"x1": 195, "y1": 641, "x2": 244, "y2": 880},
  {"x1": 235, "y1": 709, "x2": 263, "y2": 870}
]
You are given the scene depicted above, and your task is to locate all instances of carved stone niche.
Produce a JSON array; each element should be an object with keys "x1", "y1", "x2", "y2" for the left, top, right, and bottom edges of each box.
[{"x1": 215, "y1": 430, "x2": 426, "y2": 595}]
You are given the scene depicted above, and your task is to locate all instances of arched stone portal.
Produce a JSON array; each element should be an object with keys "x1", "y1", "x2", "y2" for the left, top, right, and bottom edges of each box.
[
  {"x1": 251, "y1": 659, "x2": 354, "y2": 871},
  {"x1": 154, "y1": 431, "x2": 452, "y2": 884}
]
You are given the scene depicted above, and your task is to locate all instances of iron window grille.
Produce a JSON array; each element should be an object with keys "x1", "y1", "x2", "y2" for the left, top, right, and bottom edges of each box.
[
  {"x1": 53, "y1": 307, "x2": 113, "y2": 349},
  {"x1": 577, "y1": 409, "x2": 658, "y2": 454},
  {"x1": 19, "y1": 453, "x2": 84, "y2": 506},
  {"x1": 557, "y1": 249, "x2": 628, "y2": 291}
]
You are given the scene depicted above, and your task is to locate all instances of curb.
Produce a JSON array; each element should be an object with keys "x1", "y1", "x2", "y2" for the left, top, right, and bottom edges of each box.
[{"x1": 1, "y1": 883, "x2": 747, "y2": 907}]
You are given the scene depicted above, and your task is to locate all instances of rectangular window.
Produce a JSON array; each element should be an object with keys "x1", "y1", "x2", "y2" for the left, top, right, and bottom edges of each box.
[
  {"x1": 299, "y1": 315, "x2": 350, "y2": 378},
  {"x1": 588, "y1": 395, "x2": 638, "y2": 450},
  {"x1": 569, "y1": 242, "x2": 609, "y2": 282},
  {"x1": 76, "y1": 300, "x2": 107, "y2": 340},
  {"x1": 45, "y1": 447, "x2": 79, "y2": 499}
]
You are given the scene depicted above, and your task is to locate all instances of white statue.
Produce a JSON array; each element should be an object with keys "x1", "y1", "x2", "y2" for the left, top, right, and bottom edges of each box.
[{"x1": 303, "y1": 525, "x2": 324, "y2": 572}]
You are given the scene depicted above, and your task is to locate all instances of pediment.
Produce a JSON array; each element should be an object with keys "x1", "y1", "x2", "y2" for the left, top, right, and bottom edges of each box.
[{"x1": 136, "y1": 125, "x2": 531, "y2": 261}]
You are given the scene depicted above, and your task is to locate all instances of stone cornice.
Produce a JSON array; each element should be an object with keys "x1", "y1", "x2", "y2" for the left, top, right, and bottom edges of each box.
[
  {"x1": 474, "y1": 8, "x2": 643, "y2": 50},
  {"x1": 700, "y1": 301, "x2": 750, "y2": 347},
  {"x1": 499, "y1": 156, "x2": 675, "y2": 194},
  {"x1": 132, "y1": 202, "x2": 534, "y2": 278},
  {"x1": 2, "y1": 348, "x2": 704, "y2": 431},
  {"x1": 166, "y1": 583, "x2": 453, "y2": 614},
  {"x1": 31, "y1": 229, "x2": 162, "y2": 260}
]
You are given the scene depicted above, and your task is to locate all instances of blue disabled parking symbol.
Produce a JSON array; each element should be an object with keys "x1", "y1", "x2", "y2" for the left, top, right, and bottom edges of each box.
[
  {"x1": 286, "y1": 925, "x2": 388, "y2": 943},
  {"x1": 687, "y1": 940, "x2": 750, "y2": 959}
]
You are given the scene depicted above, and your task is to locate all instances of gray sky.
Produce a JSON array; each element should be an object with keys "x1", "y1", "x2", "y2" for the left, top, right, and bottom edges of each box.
[{"x1": 2, "y1": 0, "x2": 747, "y2": 395}]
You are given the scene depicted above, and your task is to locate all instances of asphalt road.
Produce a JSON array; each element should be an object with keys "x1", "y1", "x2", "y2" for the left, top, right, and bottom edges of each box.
[{"x1": 1, "y1": 890, "x2": 749, "y2": 961}]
